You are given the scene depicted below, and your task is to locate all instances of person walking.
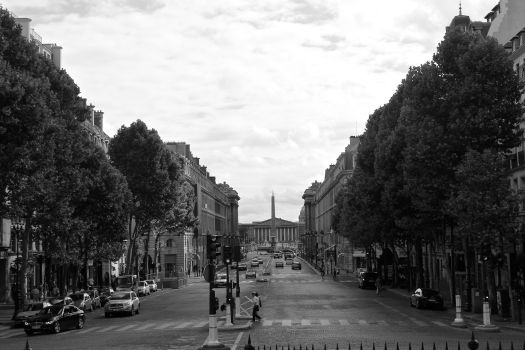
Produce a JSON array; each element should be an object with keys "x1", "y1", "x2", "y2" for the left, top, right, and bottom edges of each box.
[
  {"x1": 375, "y1": 275, "x2": 383, "y2": 296},
  {"x1": 251, "y1": 292, "x2": 261, "y2": 322}
]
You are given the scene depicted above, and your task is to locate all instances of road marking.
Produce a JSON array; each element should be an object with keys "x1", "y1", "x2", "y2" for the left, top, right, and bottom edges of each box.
[
  {"x1": 135, "y1": 323, "x2": 155, "y2": 331},
  {"x1": 78, "y1": 326, "x2": 101, "y2": 334},
  {"x1": 115, "y1": 324, "x2": 138, "y2": 331},
  {"x1": 301, "y1": 319, "x2": 311, "y2": 326},
  {"x1": 155, "y1": 321, "x2": 179, "y2": 330},
  {"x1": 174, "y1": 322, "x2": 193, "y2": 329},
  {"x1": 262, "y1": 319, "x2": 273, "y2": 326},
  {"x1": 96, "y1": 325, "x2": 121, "y2": 333},
  {"x1": 320, "y1": 319, "x2": 330, "y2": 325},
  {"x1": 432, "y1": 321, "x2": 447, "y2": 327},
  {"x1": 339, "y1": 319, "x2": 350, "y2": 326},
  {"x1": 409, "y1": 317, "x2": 428, "y2": 326},
  {"x1": 231, "y1": 331, "x2": 243, "y2": 350},
  {"x1": 358, "y1": 320, "x2": 368, "y2": 325},
  {"x1": 0, "y1": 329, "x2": 22, "y2": 338},
  {"x1": 193, "y1": 321, "x2": 208, "y2": 328},
  {"x1": 282, "y1": 319, "x2": 292, "y2": 326}
]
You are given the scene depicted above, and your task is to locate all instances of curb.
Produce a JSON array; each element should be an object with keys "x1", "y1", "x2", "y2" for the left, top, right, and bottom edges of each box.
[{"x1": 218, "y1": 321, "x2": 252, "y2": 331}]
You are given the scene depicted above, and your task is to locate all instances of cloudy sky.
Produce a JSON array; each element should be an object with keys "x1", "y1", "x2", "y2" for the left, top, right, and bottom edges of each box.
[{"x1": 4, "y1": 0, "x2": 497, "y2": 223}]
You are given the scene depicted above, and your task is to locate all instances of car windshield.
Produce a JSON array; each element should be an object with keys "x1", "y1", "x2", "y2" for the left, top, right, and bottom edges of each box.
[
  {"x1": 38, "y1": 306, "x2": 62, "y2": 316},
  {"x1": 110, "y1": 293, "x2": 131, "y2": 300}
]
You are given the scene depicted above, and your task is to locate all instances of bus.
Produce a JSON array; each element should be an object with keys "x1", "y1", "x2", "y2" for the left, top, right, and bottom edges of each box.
[{"x1": 115, "y1": 275, "x2": 138, "y2": 292}]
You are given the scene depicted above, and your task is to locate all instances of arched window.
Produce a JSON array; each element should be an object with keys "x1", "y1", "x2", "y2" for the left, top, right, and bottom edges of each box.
[{"x1": 166, "y1": 239, "x2": 173, "y2": 248}]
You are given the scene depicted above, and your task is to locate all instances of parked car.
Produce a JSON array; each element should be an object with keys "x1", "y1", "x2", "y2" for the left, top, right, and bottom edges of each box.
[
  {"x1": 231, "y1": 262, "x2": 238, "y2": 269},
  {"x1": 68, "y1": 292, "x2": 93, "y2": 312},
  {"x1": 237, "y1": 263, "x2": 247, "y2": 271},
  {"x1": 275, "y1": 261, "x2": 284, "y2": 268},
  {"x1": 14, "y1": 301, "x2": 53, "y2": 327},
  {"x1": 251, "y1": 258, "x2": 259, "y2": 267},
  {"x1": 291, "y1": 261, "x2": 302, "y2": 270},
  {"x1": 104, "y1": 291, "x2": 140, "y2": 317},
  {"x1": 137, "y1": 281, "x2": 151, "y2": 296},
  {"x1": 357, "y1": 272, "x2": 378, "y2": 289},
  {"x1": 273, "y1": 253, "x2": 282, "y2": 259},
  {"x1": 214, "y1": 273, "x2": 227, "y2": 287},
  {"x1": 24, "y1": 304, "x2": 85, "y2": 335},
  {"x1": 246, "y1": 271, "x2": 256, "y2": 279},
  {"x1": 88, "y1": 290, "x2": 101, "y2": 309},
  {"x1": 145, "y1": 280, "x2": 158, "y2": 292},
  {"x1": 99, "y1": 287, "x2": 114, "y2": 307},
  {"x1": 285, "y1": 258, "x2": 293, "y2": 265},
  {"x1": 410, "y1": 288, "x2": 444, "y2": 310}
]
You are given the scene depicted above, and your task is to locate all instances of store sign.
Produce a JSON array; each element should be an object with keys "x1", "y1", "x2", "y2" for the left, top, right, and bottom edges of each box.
[{"x1": 0, "y1": 219, "x2": 11, "y2": 249}]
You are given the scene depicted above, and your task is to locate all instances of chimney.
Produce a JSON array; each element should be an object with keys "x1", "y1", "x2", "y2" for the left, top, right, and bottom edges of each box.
[
  {"x1": 94, "y1": 110, "x2": 104, "y2": 130},
  {"x1": 50, "y1": 44, "x2": 62, "y2": 69},
  {"x1": 14, "y1": 18, "x2": 31, "y2": 40},
  {"x1": 185, "y1": 144, "x2": 191, "y2": 159},
  {"x1": 87, "y1": 104, "x2": 94, "y2": 125},
  {"x1": 194, "y1": 157, "x2": 200, "y2": 165}
]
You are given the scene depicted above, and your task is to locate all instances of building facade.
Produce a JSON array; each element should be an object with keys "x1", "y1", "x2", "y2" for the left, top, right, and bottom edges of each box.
[
  {"x1": 240, "y1": 193, "x2": 301, "y2": 252},
  {"x1": 301, "y1": 136, "x2": 360, "y2": 275},
  {"x1": 159, "y1": 142, "x2": 239, "y2": 287}
]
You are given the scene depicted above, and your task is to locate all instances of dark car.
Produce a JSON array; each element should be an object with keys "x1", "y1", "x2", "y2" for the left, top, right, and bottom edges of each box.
[
  {"x1": 358, "y1": 272, "x2": 378, "y2": 289},
  {"x1": 275, "y1": 261, "x2": 284, "y2": 268},
  {"x1": 24, "y1": 304, "x2": 85, "y2": 335},
  {"x1": 14, "y1": 301, "x2": 52, "y2": 327},
  {"x1": 291, "y1": 261, "x2": 302, "y2": 270},
  {"x1": 410, "y1": 288, "x2": 444, "y2": 309},
  {"x1": 237, "y1": 263, "x2": 247, "y2": 271},
  {"x1": 246, "y1": 271, "x2": 256, "y2": 279}
]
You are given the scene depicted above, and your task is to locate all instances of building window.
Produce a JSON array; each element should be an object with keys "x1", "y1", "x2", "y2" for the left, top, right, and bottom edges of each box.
[{"x1": 166, "y1": 239, "x2": 173, "y2": 248}]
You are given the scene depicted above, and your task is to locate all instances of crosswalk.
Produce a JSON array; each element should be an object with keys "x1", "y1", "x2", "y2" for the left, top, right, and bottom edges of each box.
[{"x1": 0, "y1": 317, "x2": 452, "y2": 339}]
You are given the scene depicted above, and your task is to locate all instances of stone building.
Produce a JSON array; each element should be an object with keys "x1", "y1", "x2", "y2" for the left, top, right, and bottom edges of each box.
[
  {"x1": 240, "y1": 193, "x2": 301, "y2": 252},
  {"x1": 301, "y1": 136, "x2": 360, "y2": 275}
]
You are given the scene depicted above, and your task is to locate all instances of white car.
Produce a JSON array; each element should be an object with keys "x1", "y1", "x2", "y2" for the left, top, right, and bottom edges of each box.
[
  {"x1": 145, "y1": 280, "x2": 158, "y2": 292},
  {"x1": 137, "y1": 281, "x2": 150, "y2": 296},
  {"x1": 104, "y1": 291, "x2": 140, "y2": 317}
]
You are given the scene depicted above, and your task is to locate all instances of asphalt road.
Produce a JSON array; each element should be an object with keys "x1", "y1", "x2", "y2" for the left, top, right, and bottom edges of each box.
[{"x1": 1, "y1": 253, "x2": 523, "y2": 350}]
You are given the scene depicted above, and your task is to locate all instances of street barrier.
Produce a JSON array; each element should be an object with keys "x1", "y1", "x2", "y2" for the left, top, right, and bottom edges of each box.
[{"x1": 243, "y1": 331, "x2": 523, "y2": 350}]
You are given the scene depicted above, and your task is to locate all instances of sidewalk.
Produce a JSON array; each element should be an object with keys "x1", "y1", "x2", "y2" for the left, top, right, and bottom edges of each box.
[
  {"x1": 385, "y1": 287, "x2": 525, "y2": 332},
  {"x1": 0, "y1": 303, "x2": 14, "y2": 327}
]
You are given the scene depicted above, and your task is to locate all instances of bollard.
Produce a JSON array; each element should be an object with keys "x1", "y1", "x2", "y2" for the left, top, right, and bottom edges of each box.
[
  {"x1": 244, "y1": 335, "x2": 255, "y2": 350},
  {"x1": 24, "y1": 338, "x2": 32, "y2": 350},
  {"x1": 451, "y1": 295, "x2": 467, "y2": 327},
  {"x1": 474, "y1": 298, "x2": 500, "y2": 332}
]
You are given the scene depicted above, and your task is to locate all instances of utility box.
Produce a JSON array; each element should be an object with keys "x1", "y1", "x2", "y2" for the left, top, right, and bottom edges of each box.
[{"x1": 471, "y1": 288, "x2": 483, "y2": 313}]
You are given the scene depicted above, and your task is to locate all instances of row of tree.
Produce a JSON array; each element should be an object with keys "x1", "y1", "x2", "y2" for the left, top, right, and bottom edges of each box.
[
  {"x1": 333, "y1": 29, "x2": 524, "y2": 306},
  {"x1": 0, "y1": 8, "x2": 196, "y2": 308}
]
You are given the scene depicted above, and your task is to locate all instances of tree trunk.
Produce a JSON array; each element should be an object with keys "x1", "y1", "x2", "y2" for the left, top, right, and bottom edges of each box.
[
  {"x1": 486, "y1": 263, "x2": 498, "y2": 314},
  {"x1": 391, "y1": 242, "x2": 399, "y2": 288},
  {"x1": 19, "y1": 216, "x2": 32, "y2": 310},
  {"x1": 415, "y1": 238, "x2": 424, "y2": 288}
]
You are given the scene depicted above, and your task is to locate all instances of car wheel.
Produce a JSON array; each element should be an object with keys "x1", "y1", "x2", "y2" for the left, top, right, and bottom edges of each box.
[
  {"x1": 25, "y1": 329, "x2": 33, "y2": 336},
  {"x1": 53, "y1": 322, "x2": 61, "y2": 334},
  {"x1": 77, "y1": 317, "x2": 84, "y2": 329}
]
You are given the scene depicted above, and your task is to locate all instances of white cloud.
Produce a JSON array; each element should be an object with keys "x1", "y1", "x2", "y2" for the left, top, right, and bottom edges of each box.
[{"x1": 4, "y1": 0, "x2": 498, "y2": 222}]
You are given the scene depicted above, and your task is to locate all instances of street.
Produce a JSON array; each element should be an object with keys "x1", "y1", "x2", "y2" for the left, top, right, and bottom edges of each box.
[{"x1": 1, "y1": 255, "x2": 523, "y2": 350}]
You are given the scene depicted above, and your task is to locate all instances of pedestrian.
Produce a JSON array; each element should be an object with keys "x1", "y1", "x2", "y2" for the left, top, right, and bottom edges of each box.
[
  {"x1": 251, "y1": 292, "x2": 261, "y2": 322},
  {"x1": 31, "y1": 286, "x2": 40, "y2": 302},
  {"x1": 375, "y1": 275, "x2": 383, "y2": 296},
  {"x1": 321, "y1": 268, "x2": 325, "y2": 280}
]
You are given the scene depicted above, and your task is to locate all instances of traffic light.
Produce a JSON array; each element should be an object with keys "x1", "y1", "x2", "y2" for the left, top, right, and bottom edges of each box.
[
  {"x1": 207, "y1": 235, "x2": 222, "y2": 260},
  {"x1": 223, "y1": 245, "x2": 232, "y2": 264}
]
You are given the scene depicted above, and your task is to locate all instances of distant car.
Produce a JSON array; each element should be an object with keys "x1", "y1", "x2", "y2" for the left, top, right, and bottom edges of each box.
[
  {"x1": 358, "y1": 272, "x2": 378, "y2": 289},
  {"x1": 251, "y1": 259, "x2": 259, "y2": 267},
  {"x1": 68, "y1": 292, "x2": 93, "y2": 312},
  {"x1": 88, "y1": 290, "x2": 101, "y2": 309},
  {"x1": 246, "y1": 271, "x2": 256, "y2": 279},
  {"x1": 231, "y1": 262, "x2": 238, "y2": 269},
  {"x1": 137, "y1": 281, "x2": 151, "y2": 296},
  {"x1": 275, "y1": 261, "x2": 284, "y2": 268},
  {"x1": 104, "y1": 291, "x2": 140, "y2": 317},
  {"x1": 285, "y1": 258, "x2": 293, "y2": 265},
  {"x1": 258, "y1": 257, "x2": 264, "y2": 264},
  {"x1": 44, "y1": 296, "x2": 73, "y2": 306},
  {"x1": 291, "y1": 261, "x2": 302, "y2": 270},
  {"x1": 273, "y1": 253, "x2": 282, "y2": 259},
  {"x1": 214, "y1": 273, "x2": 227, "y2": 287},
  {"x1": 145, "y1": 280, "x2": 158, "y2": 292},
  {"x1": 14, "y1": 301, "x2": 53, "y2": 327},
  {"x1": 237, "y1": 263, "x2": 247, "y2": 271},
  {"x1": 24, "y1": 304, "x2": 85, "y2": 335},
  {"x1": 410, "y1": 288, "x2": 444, "y2": 310}
]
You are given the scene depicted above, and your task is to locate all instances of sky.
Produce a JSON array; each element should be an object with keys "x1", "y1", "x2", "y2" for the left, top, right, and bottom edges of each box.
[{"x1": 3, "y1": 0, "x2": 498, "y2": 223}]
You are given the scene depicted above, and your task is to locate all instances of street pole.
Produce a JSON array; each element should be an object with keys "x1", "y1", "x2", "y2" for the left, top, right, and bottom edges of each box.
[
  {"x1": 11, "y1": 226, "x2": 19, "y2": 320},
  {"x1": 225, "y1": 263, "x2": 233, "y2": 326}
]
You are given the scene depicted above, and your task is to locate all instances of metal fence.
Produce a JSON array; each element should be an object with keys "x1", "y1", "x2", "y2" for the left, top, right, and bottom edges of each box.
[{"x1": 243, "y1": 333, "x2": 525, "y2": 350}]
